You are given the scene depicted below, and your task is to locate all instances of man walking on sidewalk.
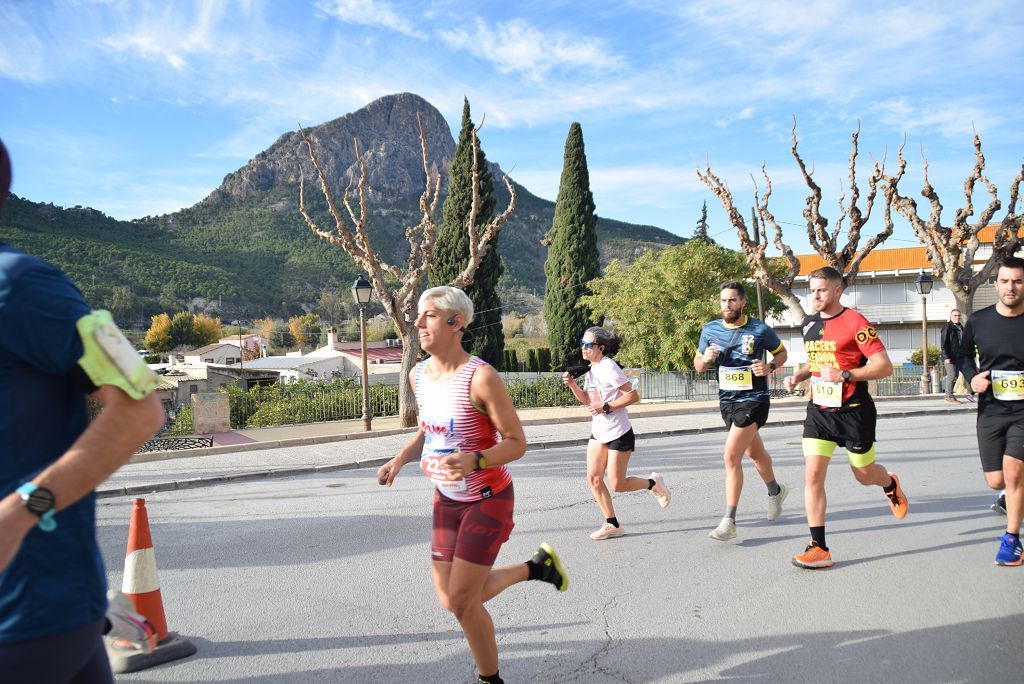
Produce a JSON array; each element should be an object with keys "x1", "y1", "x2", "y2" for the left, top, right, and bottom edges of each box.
[
  {"x1": 941, "y1": 310, "x2": 974, "y2": 404},
  {"x1": 694, "y1": 281, "x2": 789, "y2": 541}
]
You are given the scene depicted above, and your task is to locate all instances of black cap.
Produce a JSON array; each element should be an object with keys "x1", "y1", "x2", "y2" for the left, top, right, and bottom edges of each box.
[{"x1": 0, "y1": 138, "x2": 10, "y2": 214}]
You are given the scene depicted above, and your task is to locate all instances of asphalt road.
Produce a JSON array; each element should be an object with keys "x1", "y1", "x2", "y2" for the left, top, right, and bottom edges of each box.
[{"x1": 96, "y1": 412, "x2": 1024, "y2": 683}]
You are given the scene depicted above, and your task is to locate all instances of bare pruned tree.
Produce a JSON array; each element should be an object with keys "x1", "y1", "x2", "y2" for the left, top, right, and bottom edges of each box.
[
  {"x1": 697, "y1": 120, "x2": 898, "y2": 322},
  {"x1": 886, "y1": 132, "x2": 1024, "y2": 316},
  {"x1": 297, "y1": 114, "x2": 515, "y2": 426}
]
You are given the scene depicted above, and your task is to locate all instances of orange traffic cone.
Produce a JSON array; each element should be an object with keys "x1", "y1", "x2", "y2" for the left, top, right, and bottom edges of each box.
[
  {"x1": 108, "y1": 498, "x2": 196, "y2": 673},
  {"x1": 122, "y1": 498, "x2": 168, "y2": 639}
]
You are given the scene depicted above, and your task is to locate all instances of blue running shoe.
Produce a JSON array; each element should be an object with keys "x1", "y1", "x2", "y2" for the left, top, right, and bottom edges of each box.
[{"x1": 994, "y1": 533, "x2": 1023, "y2": 566}]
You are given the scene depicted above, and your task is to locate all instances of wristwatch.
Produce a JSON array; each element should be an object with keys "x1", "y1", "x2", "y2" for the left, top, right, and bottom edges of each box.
[
  {"x1": 475, "y1": 451, "x2": 488, "y2": 470},
  {"x1": 16, "y1": 482, "x2": 57, "y2": 532},
  {"x1": 841, "y1": 370, "x2": 852, "y2": 382},
  {"x1": 769, "y1": 361, "x2": 777, "y2": 372},
  {"x1": 602, "y1": 402, "x2": 611, "y2": 414}
]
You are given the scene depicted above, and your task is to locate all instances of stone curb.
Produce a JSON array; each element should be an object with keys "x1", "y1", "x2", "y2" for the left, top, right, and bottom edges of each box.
[{"x1": 97, "y1": 404, "x2": 963, "y2": 499}]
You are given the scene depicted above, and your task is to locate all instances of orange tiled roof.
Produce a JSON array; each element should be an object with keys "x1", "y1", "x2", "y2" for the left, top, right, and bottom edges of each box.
[
  {"x1": 798, "y1": 247, "x2": 929, "y2": 275},
  {"x1": 797, "y1": 223, "x2": 1018, "y2": 275}
]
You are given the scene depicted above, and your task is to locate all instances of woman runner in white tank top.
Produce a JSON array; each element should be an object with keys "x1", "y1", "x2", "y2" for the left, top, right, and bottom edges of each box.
[{"x1": 377, "y1": 286, "x2": 568, "y2": 684}]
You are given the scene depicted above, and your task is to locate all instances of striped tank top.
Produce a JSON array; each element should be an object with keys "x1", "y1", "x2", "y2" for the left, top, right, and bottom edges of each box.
[{"x1": 414, "y1": 356, "x2": 511, "y2": 502}]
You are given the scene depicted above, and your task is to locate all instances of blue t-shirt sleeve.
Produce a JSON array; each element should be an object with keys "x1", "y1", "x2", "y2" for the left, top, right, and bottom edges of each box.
[
  {"x1": 0, "y1": 255, "x2": 89, "y2": 374},
  {"x1": 762, "y1": 323, "x2": 783, "y2": 355},
  {"x1": 697, "y1": 324, "x2": 711, "y2": 354}
]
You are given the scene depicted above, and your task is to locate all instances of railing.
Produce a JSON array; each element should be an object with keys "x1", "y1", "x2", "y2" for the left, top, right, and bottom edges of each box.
[
  {"x1": 214, "y1": 366, "x2": 934, "y2": 431},
  {"x1": 228, "y1": 384, "x2": 399, "y2": 429}
]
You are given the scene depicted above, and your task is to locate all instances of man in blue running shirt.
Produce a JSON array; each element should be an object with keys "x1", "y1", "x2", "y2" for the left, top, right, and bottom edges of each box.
[
  {"x1": 0, "y1": 139, "x2": 165, "y2": 682},
  {"x1": 695, "y1": 281, "x2": 789, "y2": 541}
]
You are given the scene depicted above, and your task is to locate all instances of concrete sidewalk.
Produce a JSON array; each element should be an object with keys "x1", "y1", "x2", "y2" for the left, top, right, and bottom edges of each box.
[{"x1": 99, "y1": 394, "x2": 974, "y2": 498}]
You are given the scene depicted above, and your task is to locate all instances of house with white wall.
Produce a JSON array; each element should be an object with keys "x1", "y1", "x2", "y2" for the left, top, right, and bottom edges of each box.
[
  {"x1": 770, "y1": 225, "x2": 1022, "y2": 364},
  {"x1": 183, "y1": 343, "x2": 242, "y2": 366}
]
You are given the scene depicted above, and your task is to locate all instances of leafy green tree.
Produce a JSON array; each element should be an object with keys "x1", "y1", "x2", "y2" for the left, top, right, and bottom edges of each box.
[
  {"x1": 543, "y1": 122, "x2": 599, "y2": 370},
  {"x1": 168, "y1": 311, "x2": 197, "y2": 348},
  {"x1": 428, "y1": 98, "x2": 504, "y2": 367},
  {"x1": 192, "y1": 313, "x2": 222, "y2": 346},
  {"x1": 288, "y1": 313, "x2": 322, "y2": 348},
  {"x1": 580, "y1": 240, "x2": 785, "y2": 370},
  {"x1": 910, "y1": 345, "x2": 941, "y2": 366},
  {"x1": 106, "y1": 285, "x2": 136, "y2": 326}
]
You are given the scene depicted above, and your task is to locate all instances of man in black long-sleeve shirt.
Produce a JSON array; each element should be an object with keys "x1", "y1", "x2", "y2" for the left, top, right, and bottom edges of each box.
[
  {"x1": 941, "y1": 310, "x2": 974, "y2": 403},
  {"x1": 957, "y1": 256, "x2": 1024, "y2": 566}
]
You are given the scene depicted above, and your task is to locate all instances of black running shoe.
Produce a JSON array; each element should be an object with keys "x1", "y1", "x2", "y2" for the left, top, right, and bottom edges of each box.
[
  {"x1": 991, "y1": 494, "x2": 1007, "y2": 515},
  {"x1": 531, "y1": 543, "x2": 568, "y2": 592}
]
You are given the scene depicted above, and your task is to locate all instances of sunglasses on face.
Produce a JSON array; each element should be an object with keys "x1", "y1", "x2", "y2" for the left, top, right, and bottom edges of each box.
[{"x1": 581, "y1": 340, "x2": 596, "y2": 349}]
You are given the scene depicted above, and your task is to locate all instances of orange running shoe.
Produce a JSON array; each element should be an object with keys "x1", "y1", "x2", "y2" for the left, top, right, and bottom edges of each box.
[
  {"x1": 885, "y1": 472, "x2": 908, "y2": 519},
  {"x1": 792, "y1": 541, "x2": 833, "y2": 569}
]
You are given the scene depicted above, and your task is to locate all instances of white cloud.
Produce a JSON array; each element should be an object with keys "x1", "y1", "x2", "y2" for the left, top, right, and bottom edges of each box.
[
  {"x1": 0, "y1": 5, "x2": 48, "y2": 82},
  {"x1": 438, "y1": 18, "x2": 623, "y2": 82},
  {"x1": 316, "y1": 0, "x2": 424, "y2": 39}
]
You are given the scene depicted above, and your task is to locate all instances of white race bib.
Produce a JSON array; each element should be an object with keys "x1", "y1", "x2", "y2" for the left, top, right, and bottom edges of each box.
[
  {"x1": 991, "y1": 370, "x2": 1024, "y2": 401},
  {"x1": 719, "y1": 366, "x2": 753, "y2": 391},
  {"x1": 811, "y1": 376, "x2": 842, "y2": 408},
  {"x1": 420, "y1": 448, "x2": 467, "y2": 493}
]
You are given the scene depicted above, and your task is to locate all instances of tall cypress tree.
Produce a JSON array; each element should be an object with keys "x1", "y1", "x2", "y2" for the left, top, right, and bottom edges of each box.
[
  {"x1": 428, "y1": 98, "x2": 504, "y2": 367},
  {"x1": 543, "y1": 122, "x2": 599, "y2": 368}
]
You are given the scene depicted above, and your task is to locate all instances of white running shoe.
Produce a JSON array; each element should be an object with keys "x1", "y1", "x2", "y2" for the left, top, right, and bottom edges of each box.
[
  {"x1": 105, "y1": 590, "x2": 157, "y2": 653},
  {"x1": 767, "y1": 483, "x2": 788, "y2": 521},
  {"x1": 649, "y1": 472, "x2": 671, "y2": 508},
  {"x1": 708, "y1": 517, "x2": 737, "y2": 541},
  {"x1": 589, "y1": 522, "x2": 624, "y2": 540}
]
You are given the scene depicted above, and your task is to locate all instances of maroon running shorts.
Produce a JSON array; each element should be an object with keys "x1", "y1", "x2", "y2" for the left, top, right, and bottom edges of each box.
[{"x1": 431, "y1": 483, "x2": 514, "y2": 565}]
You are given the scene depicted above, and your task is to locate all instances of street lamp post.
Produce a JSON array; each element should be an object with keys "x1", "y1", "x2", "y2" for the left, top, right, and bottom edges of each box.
[
  {"x1": 351, "y1": 275, "x2": 374, "y2": 431},
  {"x1": 915, "y1": 272, "x2": 934, "y2": 395}
]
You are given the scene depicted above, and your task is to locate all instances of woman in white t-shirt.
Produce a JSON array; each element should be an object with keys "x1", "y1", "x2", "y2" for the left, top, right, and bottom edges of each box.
[{"x1": 562, "y1": 327, "x2": 671, "y2": 540}]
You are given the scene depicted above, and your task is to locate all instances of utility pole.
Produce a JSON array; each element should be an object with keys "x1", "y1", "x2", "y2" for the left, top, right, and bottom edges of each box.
[{"x1": 751, "y1": 207, "x2": 765, "y2": 321}]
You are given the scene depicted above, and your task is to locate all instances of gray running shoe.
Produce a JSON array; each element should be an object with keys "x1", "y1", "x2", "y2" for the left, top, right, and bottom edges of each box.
[
  {"x1": 105, "y1": 590, "x2": 156, "y2": 653},
  {"x1": 590, "y1": 522, "x2": 624, "y2": 540},
  {"x1": 991, "y1": 493, "x2": 1007, "y2": 515},
  {"x1": 649, "y1": 472, "x2": 671, "y2": 508},
  {"x1": 767, "y1": 483, "x2": 788, "y2": 521},
  {"x1": 708, "y1": 517, "x2": 736, "y2": 541}
]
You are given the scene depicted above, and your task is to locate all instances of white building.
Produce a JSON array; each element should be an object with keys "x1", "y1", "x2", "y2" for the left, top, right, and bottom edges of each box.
[{"x1": 770, "y1": 225, "x2": 1021, "y2": 364}]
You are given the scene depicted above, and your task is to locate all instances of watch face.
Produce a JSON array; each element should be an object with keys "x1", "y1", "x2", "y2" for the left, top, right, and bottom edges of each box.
[{"x1": 25, "y1": 487, "x2": 56, "y2": 516}]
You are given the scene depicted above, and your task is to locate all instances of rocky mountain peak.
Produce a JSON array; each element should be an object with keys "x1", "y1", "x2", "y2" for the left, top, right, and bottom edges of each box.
[{"x1": 207, "y1": 92, "x2": 456, "y2": 204}]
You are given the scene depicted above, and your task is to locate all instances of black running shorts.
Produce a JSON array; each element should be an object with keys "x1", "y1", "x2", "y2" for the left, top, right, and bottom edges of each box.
[
  {"x1": 976, "y1": 412, "x2": 1024, "y2": 472},
  {"x1": 802, "y1": 397, "x2": 877, "y2": 453},
  {"x1": 590, "y1": 428, "x2": 636, "y2": 452},
  {"x1": 721, "y1": 401, "x2": 770, "y2": 429}
]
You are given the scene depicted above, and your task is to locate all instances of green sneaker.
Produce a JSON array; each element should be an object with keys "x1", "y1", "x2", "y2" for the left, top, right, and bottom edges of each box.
[{"x1": 531, "y1": 542, "x2": 568, "y2": 592}]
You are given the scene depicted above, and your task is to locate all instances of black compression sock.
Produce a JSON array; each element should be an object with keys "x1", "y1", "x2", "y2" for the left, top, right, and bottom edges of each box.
[
  {"x1": 810, "y1": 526, "x2": 827, "y2": 550},
  {"x1": 478, "y1": 673, "x2": 504, "y2": 684},
  {"x1": 526, "y1": 560, "x2": 544, "y2": 581},
  {"x1": 883, "y1": 478, "x2": 897, "y2": 493},
  {"x1": 725, "y1": 505, "x2": 737, "y2": 520},
  {"x1": 647, "y1": 478, "x2": 655, "y2": 490},
  {"x1": 766, "y1": 480, "x2": 781, "y2": 496},
  {"x1": 607, "y1": 517, "x2": 619, "y2": 528}
]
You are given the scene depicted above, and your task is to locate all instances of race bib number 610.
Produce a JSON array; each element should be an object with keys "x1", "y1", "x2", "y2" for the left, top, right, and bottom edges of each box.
[{"x1": 811, "y1": 376, "x2": 842, "y2": 408}]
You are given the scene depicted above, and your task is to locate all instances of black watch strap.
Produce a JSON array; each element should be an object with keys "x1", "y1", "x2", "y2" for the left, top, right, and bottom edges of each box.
[
  {"x1": 475, "y1": 451, "x2": 488, "y2": 470},
  {"x1": 602, "y1": 402, "x2": 611, "y2": 414}
]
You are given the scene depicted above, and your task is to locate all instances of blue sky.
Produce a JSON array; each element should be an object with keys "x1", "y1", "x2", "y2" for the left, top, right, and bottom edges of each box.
[{"x1": 1, "y1": 0, "x2": 1021, "y2": 255}]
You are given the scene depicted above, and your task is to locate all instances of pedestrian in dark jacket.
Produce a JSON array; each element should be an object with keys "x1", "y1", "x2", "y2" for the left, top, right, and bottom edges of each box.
[{"x1": 941, "y1": 310, "x2": 974, "y2": 403}]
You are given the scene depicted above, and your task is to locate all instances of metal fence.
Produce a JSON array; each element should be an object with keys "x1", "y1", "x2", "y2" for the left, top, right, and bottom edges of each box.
[
  {"x1": 228, "y1": 385, "x2": 399, "y2": 429},
  {"x1": 217, "y1": 365, "x2": 934, "y2": 430}
]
